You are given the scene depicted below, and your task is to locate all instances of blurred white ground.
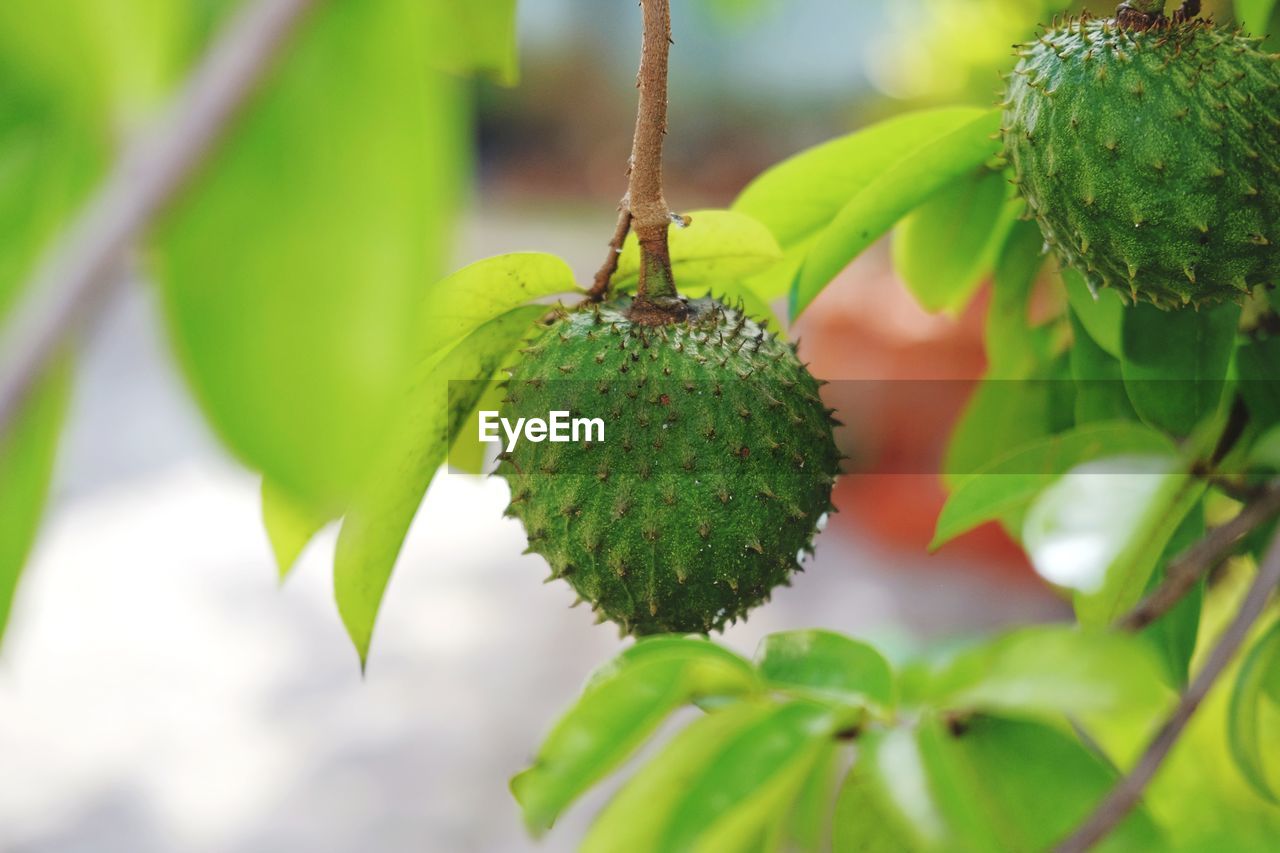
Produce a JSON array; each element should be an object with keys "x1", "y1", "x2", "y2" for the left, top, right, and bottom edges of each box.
[{"x1": 0, "y1": 212, "x2": 1066, "y2": 853}]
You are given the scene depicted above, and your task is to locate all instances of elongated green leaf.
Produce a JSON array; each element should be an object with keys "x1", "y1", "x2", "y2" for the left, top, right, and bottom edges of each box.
[
  {"x1": 756, "y1": 630, "x2": 895, "y2": 709},
  {"x1": 792, "y1": 109, "x2": 1002, "y2": 316},
  {"x1": 1064, "y1": 269, "x2": 1125, "y2": 359},
  {"x1": 261, "y1": 479, "x2": 333, "y2": 581},
  {"x1": 892, "y1": 169, "x2": 1017, "y2": 314},
  {"x1": 516, "y1": 637, "x2": 758, "y2": 836},
  {"x1": 1238, "y1": 335, "x2": 1280, "y2": 433},
  {"x1": 0, "y1": 365, "x2": 71, "y2": 648},
  {"x1": 941, "y1": 376, "x2": 1055, "y2": 490},
  {"x1": 422, "y1": 252, "x2": 577, "y2": 359},
  {"x1": 1237, "y1": 0, "x2": 1279, "y2": 30},
  {"x1": 426, "y1": 0, "x2": 520, "y2": 84},
  {"x1": 155, "y1": 1, "x2": 468, "y2": 510},
  {"x1": 924, "y1": 626, "x2": 1169, "y2": 721},
  {"x1": 933, "y1": 421, "x2": 1172, "y2": 549},
  {"x1": 984, "y1": 218, "x2": 1051, "y2": 379},
  {"x1": 586, "y1": 700, "x2": 840, "y2": 853},
  {"x1": 1070, "y1": 311, "x2": 1139, "y2": 426},
  {"x1": 778, "y1": 743, "x2": 841, "y2": 852},
  {"x1": 834, "y1": 727, "x2": 936, "y2": 852},
  {"x1": 334, "y1": 306, "x2": 545, "y2": 665},
  {"x1": 1140, "y1": 505, "x2": 1205, "y2": 688},
  {"x1": 1229, "y1": 620, "x2": 1280, "y2": 802},
  {"x1": 1021, "y1": 455, "x2": 1206, "y2": 625},
  {"x1": 1120, "y1": 302, "x2": 1240, "y2": 438},
  {"x1": 613, "y1": 209, "x2": 782, "y2": 294},
  {"x1": 733, "y1": 108, "x2": 997, "y2": 300}
]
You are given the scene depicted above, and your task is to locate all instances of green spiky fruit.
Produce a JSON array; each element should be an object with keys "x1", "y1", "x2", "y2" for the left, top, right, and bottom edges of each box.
[
  {"x1": 496, "y1": 296, "x2": 840, "y2": 635},
  {"x1": 1003, "y1": 16, "x2": 1280, "y2": 308}
]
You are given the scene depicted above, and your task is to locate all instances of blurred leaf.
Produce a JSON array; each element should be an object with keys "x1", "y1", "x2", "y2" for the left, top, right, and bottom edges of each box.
[
  {"x1": 426, "y1": 0, "x2": 520, "y2": 85},
  {"x1": 756, "y1": 630, "x2": 895, "y2": 709},
  {"x1": 791, "y1": 109, "x2": 1001, "y2": 317},
  {"x1": 514, "y1": 636, "x2": 757, "y2": 835},
  {"x1": 1238, "y1": 335, "x2": 1280, "y2": 432},
  {"x1": 892, "y1": 168, "x2": 1017, "y2": 314},
  {"x1": 1022, "y1": 456, "x2": 1206, "y2": 625},
  {"x1": 585, "y1": 700, "x2": 839, "y2": 853},
  {"x1": 941, "y1": 377, "x2": 1054, "y2": 489},
  {"x1": 1237, "y1": 0, "x2": 1279, "y2": 30},
  {"x1": 778, "y1": 744, "x2": 841, "y2": 852},
  {"x1": 733, "y1": 108, "x2": 995, "y2": 300},
  {"x1": 0, "y1": 364, "x2": 71, "y2": 648},
  {"x1": 1064, "y1": 269, "x2": 1125, "y2": 359},
  {"x1": 1229, "y1": 620, "x2": 1280, "y2": 802},
  {"x1": 985, "y1": 219, "x2": 1049, "y2": 378},
  {"x1": 423, "y1": 252, "x2": 576, "y2": 359},
  {"x1": 837, "y1": 715, "x2": 1162, "y2": 852},
  {"x1": 447, "y1": 372, "x2": 505, "y2": 474},
  {"x1": 1120, "y1": 302, "x2": 1240, "y2": 438},
  {"x1": 1070, "y1": 310, "x2": 1138, "y2": 425},
  {"x1": 1250, "y1": 425, "x2": 1280, "y2": 471},
  {"x1": 334, "y1": 306, "x2": 544, "y2": 665},
  {"x1": 924, "y1": 626, "x2": 1169, "y2": 721},
  {"x1": 1140, "y1": 505, "x2": 1205, "y2": 688},
  {"x1": 154, "y1": 1, "x2": 468, "y2": 510},
  {"x1": 613, "y1": 210, "x2": 782, "y2": 294},
  {"x1": 261, "y1": 479, "x2": 332, "y2": 581},
  {"x1": 933, "y1": 421, "x2": 1172, "y2": 549}
]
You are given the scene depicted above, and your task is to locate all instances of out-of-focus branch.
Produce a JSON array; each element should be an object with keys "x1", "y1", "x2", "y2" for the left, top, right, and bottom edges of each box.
[
  {"x1": 1057, "y1": 528, "x2": 1280, "y2": 853},
  {"x1": 0, "y1": 0, "x2": 317, "y2": 435}
]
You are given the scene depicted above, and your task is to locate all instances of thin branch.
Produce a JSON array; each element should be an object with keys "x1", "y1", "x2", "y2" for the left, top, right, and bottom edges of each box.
[
  {"x1": 1056, "y1": 529, "x2": 1280, "y2": 853},
  {"x1": 627, "y1": 0, "x2": 677, "y2": 306},
  {"x1": 586, "y1": 201, "x2": 631, "y2": 301},
  {"x1": 0, "y1": 0, "x2": 316, "y2": 435},
  {"x1": 1120, "y1": 481, "x2": 1280, "y2": 631}
]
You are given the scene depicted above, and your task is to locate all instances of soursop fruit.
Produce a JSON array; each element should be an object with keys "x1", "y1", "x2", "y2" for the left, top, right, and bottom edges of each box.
[
  {"x1": 1003, "y1": 14, "x2": 1280, "y2": 308},
  {"x1": 496, "y1": 296, "x2": 841, "y2": 635}
]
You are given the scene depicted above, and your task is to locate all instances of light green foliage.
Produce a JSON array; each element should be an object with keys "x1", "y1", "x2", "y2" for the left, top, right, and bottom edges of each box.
[
  {"x1": 1229, "y1": 620, "x2": 1280, "y2": 801},
  {"x1": 498, "y1": 297, "x2": 840, "y2": 635},
  {"x1": 756, "y1": 630, "x2": 893, "y2": 709},
  {"x1": 0, "y1": 366, "x2": 71, "y2": 648},
  {"x1": 613, "y1": 210, "x2": 782, "y2": 294},
  {"x1": 1004, "y1": 18, "x2": 1280, "y2": 308},
  {"x1": 732, "y1": 108, "x2": 999, "y2": 300},
  {"x1": 261, "y1": 479, "x2": 332, "y2": 581},
  {"x1": 155, "y1": 0, "x2": 469, "y2": 512},
  {"x1": 1237, "y1": 0, "x2": 1280, "y2": 30},
  {"x1": 892, "y1": 168, "x2": 1020, "y2": 314},
  {"x1": 426, "y1": 0, "x2": 520, "y2": 85},
  {"x1": 1065, "y1": 268, "x2": 1125, "y2": 358}
]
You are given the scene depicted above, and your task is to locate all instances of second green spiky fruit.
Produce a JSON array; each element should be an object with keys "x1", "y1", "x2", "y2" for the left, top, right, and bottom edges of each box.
[{"x1": 497, "y1": 296, "x2": 840, "y2": 635}]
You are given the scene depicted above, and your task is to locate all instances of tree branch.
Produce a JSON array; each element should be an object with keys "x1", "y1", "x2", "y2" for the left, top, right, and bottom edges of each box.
[
  {"x1": 1119, "y1": 481, "x2": 1280, "y2": 632},
  {"x1": 1057, "y1": 529, "x2": 1280, "y2": 853},
  {"x1": 586, "y1": 201, "x2": 631, "y2": 301},
  {"x1": 626, "y1": 0, "x2": 679, "y2": 311},
  {"x1": 0, "y1": 0, "x2": 316, "y2": 436}
]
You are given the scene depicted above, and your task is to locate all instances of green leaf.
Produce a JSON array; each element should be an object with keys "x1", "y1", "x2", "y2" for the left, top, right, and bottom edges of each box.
[
  {"x1": 1140, "y1": 505, "x2": 1205, "y2": 688},
  {"x1": 892, "y1": 168, "x2": 1017, "y2": 314},
  {"x1": 984, "y1": 219, "x2": 1049, "y2": 378},
  {"x1": 425, "y1": 0, "x2": 520, "y2": 85},
  {"x1": 586, "y1": 700, "x2": 840, "y2": 853},
  {"x1": 778, "y1": 744, "x2": 841, "y2": 852},
  {"x1": 154, "y1": 1, "x2": 468, "y2": 510},
  {"x1": 941, "y1": 377, "x2": 1054, "y2": 490},
  {"x1": 838, "y1": 715, "x2": 1162, "y2": 852},
  {"x1": 933, "y1": 421, "x2": 1172, "y2": 549},
  {"x1": 1021, "y1": 455, "x2": 1206, "y2": 625},
  {"x1": 0, "y1": 364, "x2": 71, "y2": 648},
  {"x1": 613, "y1": 210, "x2": 782, "y2": 295},
  {"x1": 422, "y1": 252, "x2": 577, "y2": 359},
  {"x1": 791, "y1": 109, "x2": 1002, "y2": 317},
  {"x1": 756, "y1": 629, "x2": 895, "y2": 709},
  {"x1": 1236, "y1": 0, "x2": 1279, "y2": 31},
  {"x1": 334, "y1": 306, "x2": 545, "y2": 665},
  {"x1": 1070, "y1": 310, "x2": 1139, "y2": 426},
  {"x1": 732, "y1": 108, "x2": 997, "y2": 300},
  {"x1": 515, "y1": 636, "x2": 758, "y2": 836},
  {"x1": 1120, "y1": 301, "x2": 1241, "y2": 438},
  {"x1": 1238, "y1": 335, "x2": 1280, "y2": 432},
  {"x1": 924, "y1": 626, "x2": 1170, "y2": 721},
  {"x1": 261, "y1": 479, "x2": 333, "y2": 581},
  {"x1": 1229, "y1": 620, "x2": 1280, "y2": 802},
  {"x1": 1064, "y1": 269, "x2": 1125, "y2": 359}
]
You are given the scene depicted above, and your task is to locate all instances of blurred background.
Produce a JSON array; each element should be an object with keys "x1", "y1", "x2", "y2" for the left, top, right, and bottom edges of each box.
[{"x1": 0, "y1": 0, "x2": 1260, "y2": 851}]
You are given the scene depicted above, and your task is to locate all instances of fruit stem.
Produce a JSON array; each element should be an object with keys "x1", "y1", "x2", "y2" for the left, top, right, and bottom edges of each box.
[{"x1": 629, "y1": 0, "x2": 676, "y2": 304}]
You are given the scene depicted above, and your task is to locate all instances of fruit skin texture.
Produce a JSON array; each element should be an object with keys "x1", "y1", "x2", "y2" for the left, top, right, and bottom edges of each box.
[
  {"x1": 1003, "y1": 17, "x2": 1280, "y2": 308},
  {"x1": 497, "y1": 296, "x2": 840, "y2": 636}
]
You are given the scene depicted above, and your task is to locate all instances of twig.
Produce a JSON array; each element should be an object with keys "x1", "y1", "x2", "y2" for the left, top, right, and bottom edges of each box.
[
  {"x1": 1119, "y1": 482, "x2": 1280, "y2": 631},
  {"x1": 1056, "y1": 529, "x2": 1280, "y2": 853},
  {"x1": 0, "y1": 0, "x2": 317, "y2": 436},
  {"x1": 586, "y1": 202, "x2": 631, "y2": 301},
  {"x1": 626, "y1": 0, "x2": 678, "y2": 308}
]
